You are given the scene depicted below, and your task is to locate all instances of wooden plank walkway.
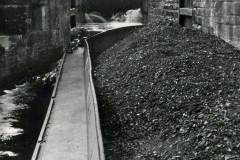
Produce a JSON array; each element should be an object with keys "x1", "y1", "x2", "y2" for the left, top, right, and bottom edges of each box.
[{"x1": 37, "y1": 48, "x2": 88, "y2": 160}]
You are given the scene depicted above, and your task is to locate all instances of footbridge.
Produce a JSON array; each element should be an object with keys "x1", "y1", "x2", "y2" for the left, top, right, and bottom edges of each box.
[{"x1": 31, "y1": 25, "x2": 143, "y2": 160}]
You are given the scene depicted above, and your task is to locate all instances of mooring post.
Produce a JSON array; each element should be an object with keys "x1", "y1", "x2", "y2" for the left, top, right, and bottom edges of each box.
[
  {"x1": 179, "y1": 0, "x2": 193, "y2": 27},
  {"x1": 141, "y1": 0, "x2": 149, "y2": 24}
]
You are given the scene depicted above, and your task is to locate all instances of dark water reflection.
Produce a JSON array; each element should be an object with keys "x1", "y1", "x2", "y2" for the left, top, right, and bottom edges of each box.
[{"x1": 0, "y1": 81, "x2": 53, "y2": 160}]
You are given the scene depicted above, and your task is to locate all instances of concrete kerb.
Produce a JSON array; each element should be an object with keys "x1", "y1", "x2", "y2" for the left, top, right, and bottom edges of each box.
[{"x1": 52, "y1": 53, "x2": 67, "y2": 98}]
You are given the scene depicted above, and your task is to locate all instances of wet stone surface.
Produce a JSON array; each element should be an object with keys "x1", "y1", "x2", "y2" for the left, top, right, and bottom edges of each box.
[{"x1": 93, "y1": 17, "x2": 240, "y2": 160}]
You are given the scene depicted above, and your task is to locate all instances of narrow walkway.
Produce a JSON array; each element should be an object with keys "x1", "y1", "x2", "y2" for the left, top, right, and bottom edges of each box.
[{"x1": 37, "y1": 48, "x2": 87, "y2": 160}]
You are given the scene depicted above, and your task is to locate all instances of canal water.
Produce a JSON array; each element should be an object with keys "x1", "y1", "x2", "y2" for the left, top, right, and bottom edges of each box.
[{"x1": 0, "y1": 78, "x2": 54, "y2": 160}]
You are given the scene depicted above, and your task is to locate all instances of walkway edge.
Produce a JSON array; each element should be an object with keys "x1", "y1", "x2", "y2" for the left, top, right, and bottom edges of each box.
[
  {"x1": 31, "y1": 52, "x2": 67, "y2": 160},
  {"x1": 84, "y1": 38, "x2": 105, "y2": 160}
]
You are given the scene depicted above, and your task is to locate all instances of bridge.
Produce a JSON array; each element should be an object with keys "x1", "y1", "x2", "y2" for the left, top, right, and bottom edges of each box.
[{"x1": 30, "y1": 25, "x2": 143, "y2": 160}]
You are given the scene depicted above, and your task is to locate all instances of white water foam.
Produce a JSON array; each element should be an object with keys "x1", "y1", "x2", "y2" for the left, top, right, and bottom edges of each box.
[
  {"x1": 76, "y1": 8, "x2": 143, "y2": 32},
  {"x1": 111, "y1": 8, "x2": 143, "y2": 23},
  {"x1": 0, "y1": 151, "x2": 18, "y2": 157},
  {"x1": 125, "y1": 8, "x2": 143, "y2": 23},
  {"x1": 0, "y1": 84, "x2": 28, "y2": 141}
]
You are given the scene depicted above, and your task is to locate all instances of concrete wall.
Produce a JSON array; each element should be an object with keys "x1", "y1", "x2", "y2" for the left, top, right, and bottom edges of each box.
[
  {"x1": 88, "y1": 25, "x2": 143, "y2": 56},
  {"x1": 84, "y1": 25, "x2": 146, "y2": 159},
  {"x1": 149, "y1": 0, "x2": 179, "y2": 20},
  {"x1": 0, "y1": 0, "x2": 70, "y2": 90},
  {"x1": 84, "y1": 39, "x2": 105, "y2": 160},
  {"x1": 149, "y1": 0, "x2": 240, "y2": 49}
]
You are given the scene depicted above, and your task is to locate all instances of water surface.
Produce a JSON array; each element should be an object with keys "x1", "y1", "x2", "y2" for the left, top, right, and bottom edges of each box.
[{"x1": 0, "y1": 82, "x2": 52, "y2": 160}]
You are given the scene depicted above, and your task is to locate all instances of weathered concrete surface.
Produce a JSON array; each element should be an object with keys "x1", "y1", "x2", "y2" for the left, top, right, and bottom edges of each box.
[
  {"x1": 37, "y1": 48, "x2": 87, "y2": 160},
  {"x1": 88, "y1": 25, "x2": 143, "y2": 56}
]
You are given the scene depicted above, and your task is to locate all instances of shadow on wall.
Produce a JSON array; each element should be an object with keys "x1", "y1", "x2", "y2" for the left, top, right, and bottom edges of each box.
[
  {"x1": 0, "y1": 33, "x2": 63, "y2": 90},
  {"x1": 0, "y1": 0, "x2": 71, "y2": 90}
]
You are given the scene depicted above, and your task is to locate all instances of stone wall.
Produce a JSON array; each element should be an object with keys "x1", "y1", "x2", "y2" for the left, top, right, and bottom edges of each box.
[
  {"x1": 0, "y1": 35, "x2": 63, "y2": 89},
  {"x1": 0, "y1": 4, "x2": 30, "y2": 34},
  {"x1": 0, "y1": 0, "x2": 70, "y2": 89},
  {"x1": 148, "y1": 0, "x2": 240, "y2": 49},
  {"x1": 193, "y1": 0, "x2": 240, "y2": 49},
  {"x1": 149, "y1": 0, "x2": 179, "y2": 20}
]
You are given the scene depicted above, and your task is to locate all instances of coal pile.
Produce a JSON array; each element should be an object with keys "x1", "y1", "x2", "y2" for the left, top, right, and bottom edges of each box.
[{"x1": 93, "y1": 17, "x2": 240, "y2": 160}]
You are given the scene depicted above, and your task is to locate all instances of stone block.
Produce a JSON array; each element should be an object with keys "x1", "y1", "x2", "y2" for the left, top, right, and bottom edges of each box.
[
  {"x1": 231, "y1": 2, "x2": 240, "y2": 15},
  {"x1": 232, "y1": 25, "x2": 240, "y2": 41},
  {"x1": 214, "y1": 1, "x2": 240, "y2": 16},
  {"x1": 153, "y1": 8, "x2": 164, "y2": 15},
  {"x1": 195, "y1": 8, "x2": 214, "y2": 17},
  {"x1": 214, "y1": 23, "x2": 234, "y2": 42},
  {"x1": 179, "y1": 8, "x2": 193, "y2": 16},
  {"x1": 215, "y1": 15, "x2": 240, "y2": 25}
]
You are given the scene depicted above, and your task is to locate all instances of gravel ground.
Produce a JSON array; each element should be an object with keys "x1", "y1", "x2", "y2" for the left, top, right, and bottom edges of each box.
[{"x1": 93, "y1": 17, "x2": 240, "y2": 160}]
